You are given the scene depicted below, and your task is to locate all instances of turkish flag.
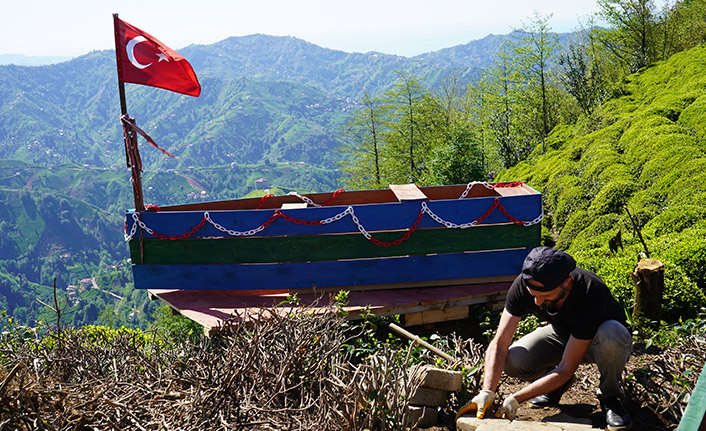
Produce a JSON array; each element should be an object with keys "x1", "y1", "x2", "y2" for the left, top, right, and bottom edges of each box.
[{"x1": 114, "y1": 16, "x2": 201, "y2": 97}]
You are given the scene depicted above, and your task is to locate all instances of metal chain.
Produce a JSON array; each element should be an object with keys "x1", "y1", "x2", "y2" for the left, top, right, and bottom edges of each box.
[
  {"x1": 320, "y1": 207, "x2": 352, "y2": 225},
  {"x1": 124, "y1": 195, "x2": 542, "y2": 242},
  {"x1": 522, "y1": 209, "x2": 544, "y2": 226},
  {"x1": 205, "y1": 212, "x2": 267, "y2": 237},
  {"x1": 459, "y1": 181, "x2": 495, "y2": 199},
  {"x1": 288, "y1": 191, "x2": 320, "y2": 207},
  {"x1": 124, "y1": 213, "x2": 140, "y2": 241},
  {"x1": 421, "y1": 202, "x2": 477, "y2": 229}
]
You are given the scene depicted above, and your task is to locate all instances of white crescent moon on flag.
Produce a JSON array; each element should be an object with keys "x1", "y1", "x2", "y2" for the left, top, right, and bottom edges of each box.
[{"x1": 126, "y1": 36, "x2": 152, "y2": 69}]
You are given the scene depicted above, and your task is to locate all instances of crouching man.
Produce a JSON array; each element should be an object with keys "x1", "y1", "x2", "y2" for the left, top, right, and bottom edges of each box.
[{"x1": 457, "y1": 247, "x2": 633, "y2": 430}]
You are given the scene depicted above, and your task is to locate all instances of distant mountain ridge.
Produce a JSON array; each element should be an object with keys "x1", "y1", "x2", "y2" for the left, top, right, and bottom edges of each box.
[
  {"x1": 0, "y1": 54, "x2": 73, "y2": 66},
  {"x1": 1, "y1": 31, "x2": 566, "y2": 172}
]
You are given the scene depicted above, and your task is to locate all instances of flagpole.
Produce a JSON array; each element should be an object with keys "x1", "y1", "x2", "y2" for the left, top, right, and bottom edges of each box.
[{"x1": 113, "y1": 13, "x2": 145, "y2": 212}]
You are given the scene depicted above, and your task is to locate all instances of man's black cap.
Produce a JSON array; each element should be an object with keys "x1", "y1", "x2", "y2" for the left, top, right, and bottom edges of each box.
[{"x1": 521, "y1": 247, "x2": 576, "y2": 292}]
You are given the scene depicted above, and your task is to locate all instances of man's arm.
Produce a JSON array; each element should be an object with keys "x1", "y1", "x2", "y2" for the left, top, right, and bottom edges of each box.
[
  {"x1": 482, "y1": 308, "x2": 521, "y2": 392},
  {"x1": 511, "y1": 335, "x2": 592, "y2": 404}
]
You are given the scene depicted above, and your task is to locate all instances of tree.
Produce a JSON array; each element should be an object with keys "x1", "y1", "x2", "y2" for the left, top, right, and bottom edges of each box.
[
  {"x1": 427, "y1": 75, "x2": 485, "y2": 184},
  {"x1": 597, "y1": 0, "x2": 661, "y2": 72},
  {"x1": 661, "y1": 0, "x2": 706, "y2": 55},
  {"x1": 559, "y1": 25, "x2": 614, "y2": 116},
  {"x1": 514, "y1": 13, "x2": 562, "y2": 152},
  {"x1": 483, "y1": 42, "x2": 527, "y2": 168},
  {"x1": 381, "y1": 73, "x2": 432, "y2": 184},
  {"x1": 340, "y1": 93, "x2": 386, "y2": 189}
]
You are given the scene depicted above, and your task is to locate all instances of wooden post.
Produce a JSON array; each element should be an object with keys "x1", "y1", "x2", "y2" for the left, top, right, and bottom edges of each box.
[
  {"x1": 113, "y1": 13, "x2": 145, "y2": 212},
  {"x1": 631, "y1": 259, "x2": 664, "y2": 327}
]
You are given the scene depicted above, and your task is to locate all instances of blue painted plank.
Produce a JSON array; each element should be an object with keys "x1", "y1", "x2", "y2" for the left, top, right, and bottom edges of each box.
[
  {"x1": 132, "y1": 248, "x2": 531, "y2": 290},
  {"x1": 125, "y1": 194, "x2": 542, "y2": 239}
]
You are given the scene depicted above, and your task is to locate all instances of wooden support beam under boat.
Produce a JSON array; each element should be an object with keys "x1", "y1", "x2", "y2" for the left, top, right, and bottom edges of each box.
[{"x1": 148, "y1": 281, "x2": 511, "y2": 337}]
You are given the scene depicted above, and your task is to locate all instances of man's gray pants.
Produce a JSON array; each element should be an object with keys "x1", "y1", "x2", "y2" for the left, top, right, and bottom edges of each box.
[{"x1": 504, "y1": 320, "x2": 632, "y2": 399}]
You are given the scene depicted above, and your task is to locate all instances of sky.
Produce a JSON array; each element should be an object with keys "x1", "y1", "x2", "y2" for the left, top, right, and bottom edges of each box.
[{"x1": 2, "y1": 0, "x2": 606, "y2": 59}]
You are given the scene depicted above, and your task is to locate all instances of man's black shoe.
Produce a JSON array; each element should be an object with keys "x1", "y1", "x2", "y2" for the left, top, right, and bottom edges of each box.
[
  {"x1": 602, "y1": 396, "x2": 633, "y2": 430},
  {"x1": 530, "y1": 376, "x2": 576, "y2": 408}
]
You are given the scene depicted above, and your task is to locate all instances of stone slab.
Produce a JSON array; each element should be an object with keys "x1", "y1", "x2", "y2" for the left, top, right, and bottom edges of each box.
[
  {"x1": 409, "y1": 386, "x2": 448, "y2": 407},
  {"x1": 408, "y1": 405, "x2": 438, "y2": 428},
  {"x1": 417, "y1": 366, "x2": 463, "y2": 392},
  {"x1": 457, "y1": 417, "x2": 596, "y2": 431}
]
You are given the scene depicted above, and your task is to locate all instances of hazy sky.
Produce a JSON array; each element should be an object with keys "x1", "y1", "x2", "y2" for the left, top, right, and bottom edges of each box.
[{"x1": 3, "y1": 0, "x2": 605, "y2": 58}]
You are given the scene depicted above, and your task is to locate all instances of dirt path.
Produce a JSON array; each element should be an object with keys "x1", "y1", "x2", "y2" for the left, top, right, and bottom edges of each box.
[{"x1": 176, "y1": 173, "x2": 207, "y2": 192}]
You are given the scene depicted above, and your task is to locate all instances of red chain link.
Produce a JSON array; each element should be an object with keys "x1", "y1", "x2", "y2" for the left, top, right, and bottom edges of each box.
[
  {"x1": 322, "y1": 189, "x2": 344, "y2": 206},
  {"x1": 495, "y1": 199, "x2": 526, "y2": 226},
  {"x1": 149, "y1": 216, "x2": 208, "y2": 240},
  {"x1": 256, "y1": 194, "x2": 274, "y2": 209},
  {"x1": 368, "y1": 206, "x2": 426, "y2": 247},
  {"x1": 275, "y1": 210, "x2": 322, "y2": 225},
  {"x1": 493, "y1": 181, "x2": 526, "y2": 188},
  {"x1": 258, "y1": 211, "x2": 282, "y2": 231}
]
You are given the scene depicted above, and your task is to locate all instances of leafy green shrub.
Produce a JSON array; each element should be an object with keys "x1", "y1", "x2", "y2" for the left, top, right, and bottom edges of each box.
[
  {"x1": 643, "y1": 205, "x2": 706, "y2": 237},
  {"x1": 659, "y1": 226, "x2": 706, "y2": 290},
  {"x1": 588, "y1": 179, "x2": 638, "y2": 216},
  {"x1": 556, "y1": 210, "x2": 591, "y2": 249},
  {"x1": 660, "y1": 261, "x2": 705, "y2": 322},
  {"x1": 572, "y1": 214, "x2": 623, "y2": 251},
  {"x1": 553, "y1": 184, "x2": 590, "y2": 231},
  {"x1": 583, "y1": 251, "x2": 637, "y2": 310}
]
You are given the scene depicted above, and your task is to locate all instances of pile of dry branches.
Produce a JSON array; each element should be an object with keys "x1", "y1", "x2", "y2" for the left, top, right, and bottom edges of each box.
[
  {"x1": 0, "y1": 307, "x2": 470, "y2": 431},
  {"x1": 626, "y1": 335, "x2": 706, "y2": 429}
]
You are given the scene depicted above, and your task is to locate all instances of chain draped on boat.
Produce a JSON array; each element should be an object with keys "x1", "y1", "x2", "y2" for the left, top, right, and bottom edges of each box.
[{"x1": 124, "y1": 182, "x2": 543, "y2": 247}]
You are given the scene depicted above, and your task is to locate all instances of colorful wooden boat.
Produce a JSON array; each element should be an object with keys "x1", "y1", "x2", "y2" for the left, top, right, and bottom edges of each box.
[{"x1": 124, "y1": 181, "x2": 542, "y2": 293}]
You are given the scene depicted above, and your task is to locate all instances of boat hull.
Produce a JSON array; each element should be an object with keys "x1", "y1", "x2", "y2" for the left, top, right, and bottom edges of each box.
[{"x1": 125, "y1": 183, "x2": 542, "y2": 291}]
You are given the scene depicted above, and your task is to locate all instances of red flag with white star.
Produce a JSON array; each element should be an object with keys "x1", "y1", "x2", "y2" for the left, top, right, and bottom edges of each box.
[{"x1": 114, "y1": 16, "x2": 201, "y2": 97}]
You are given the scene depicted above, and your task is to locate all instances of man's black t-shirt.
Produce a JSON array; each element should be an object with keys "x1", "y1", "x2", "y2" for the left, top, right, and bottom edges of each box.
[{"x1": 505, "y1": 267, "x2": 628, "y2": 340}]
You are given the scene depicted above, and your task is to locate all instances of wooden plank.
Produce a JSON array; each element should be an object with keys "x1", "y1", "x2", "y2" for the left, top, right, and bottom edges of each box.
[
  {"x1": 677, "y1": 365, "x2": 706, "y2": 431},
  {"x1": 148, "y1": 281, "x2": 511, "y2": 335},
  {"x1": 153, "y1": 184, "x2": 508, "y2": 212},
  {"x1": 281, "y1": 202, "x2": 308, "y2": 209},
  {"x1": 403, "y1": 306, "x2": 469, "y2": 326},
  {"x1": 290, "y1": 275, "x2": 515, "y2": 294},
  {"x1": 129, "y1": 223, "x2": 540, "y2": 265},
  {"x1": 126, "y1": 193, "x2": 542, "y2": 239},
  {"x1": 390, "y1": 184, "x2": 428, "y2": 201},
  {"x1": 132, "y1": 248, "x2": 530, "y2": 291}
]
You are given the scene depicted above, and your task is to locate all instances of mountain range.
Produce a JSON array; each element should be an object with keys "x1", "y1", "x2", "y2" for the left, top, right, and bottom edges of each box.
[{"x1": 0, "y1": 31, "x2": 573, "y2": 172}]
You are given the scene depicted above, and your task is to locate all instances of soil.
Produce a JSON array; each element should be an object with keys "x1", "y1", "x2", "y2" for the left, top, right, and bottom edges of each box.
[
  {"x1": 407, "y1": 318, "x2": 674, "y2": 431},
  {"x1": 420, "y1": 352, "x2": 671, "y2": 431},
  {"x1": 497, "y1": 355, "x2": 670, "y2": 431}
]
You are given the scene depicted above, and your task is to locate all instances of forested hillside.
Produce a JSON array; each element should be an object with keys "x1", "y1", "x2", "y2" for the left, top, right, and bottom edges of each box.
[{"x1": 496, "y1": 44, "x2": 706, "y2": 320}]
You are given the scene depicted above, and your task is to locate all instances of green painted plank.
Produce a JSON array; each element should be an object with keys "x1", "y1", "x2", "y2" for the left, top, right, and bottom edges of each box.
[
  {"x1": 677, "y1": 364, "x2": 706, "y2": 431},
  {"x1": 129, "y1": 223, "x2": 540, "y2": 265}
]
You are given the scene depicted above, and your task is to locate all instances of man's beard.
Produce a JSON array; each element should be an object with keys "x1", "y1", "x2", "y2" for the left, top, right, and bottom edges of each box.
[{"x1": 540, "y1": 286, "x2": 568, "y2": 315}]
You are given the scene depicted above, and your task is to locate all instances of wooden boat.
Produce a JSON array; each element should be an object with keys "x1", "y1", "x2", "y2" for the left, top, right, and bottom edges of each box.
[{"x1": 125, "y1": 181, "x2": 542, "y2": 293}]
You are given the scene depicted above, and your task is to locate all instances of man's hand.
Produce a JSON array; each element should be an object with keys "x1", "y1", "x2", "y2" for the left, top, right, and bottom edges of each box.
[
  {"x1": 495, "y1": 395, "x2": 520, "y2": 420},
  {"x1": 455, "y1": 390, "x2": 496, "y2": 420}
]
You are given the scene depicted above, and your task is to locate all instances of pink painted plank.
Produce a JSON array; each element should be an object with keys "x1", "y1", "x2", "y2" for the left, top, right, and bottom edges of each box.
[{"x1": 149, "y1": 282, "x2": 511, "y2": 334}]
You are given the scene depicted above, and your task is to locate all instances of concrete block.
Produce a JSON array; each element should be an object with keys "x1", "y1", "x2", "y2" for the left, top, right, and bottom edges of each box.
[
  {"x1": 417, "y1": 366, "x2": 463, "y2": 392},
  {"x1": 457, "y1": 417, "x2": 513, "y2": 431},
  {"x1": 457, "y1": 416, "x2": 595, "y2": 431},
  {"x1": 408, "y1": 405, "x2": 438, "y2": 428},
  {"x1": 409, "y1": 386, "x2": 448, "y2": 407}
]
